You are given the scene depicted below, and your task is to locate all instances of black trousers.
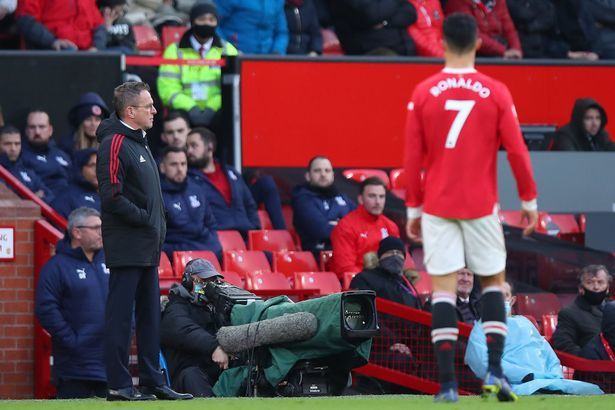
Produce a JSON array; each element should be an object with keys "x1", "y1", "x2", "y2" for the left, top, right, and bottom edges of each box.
[
  {"x1": 56, "y1": 378, "x2": 107, "y2": 399},
  {"x1": 172, "y1": 366, "x2": 215, "y2": 397},
  {"x1": 104, "y1": 266, "x2": 164, "y2": 389}
]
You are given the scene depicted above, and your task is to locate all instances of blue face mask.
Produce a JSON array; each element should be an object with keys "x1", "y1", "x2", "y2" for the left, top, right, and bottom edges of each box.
[{"x1": 504, "y1": 300, "x2": 512, "y2": 316}]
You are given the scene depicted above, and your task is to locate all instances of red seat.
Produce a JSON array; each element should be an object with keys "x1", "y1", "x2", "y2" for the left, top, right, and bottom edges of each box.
[
  {"x1": 173, "y1": 250, "x2": 222, "y2": 276},
  {"x1": 133, "y1": 25, "x2": 162, "y2": 54},
  {"x1": 391, "y1": 189, "x2": 406, "y2": 200},
  {"x1": 321, "y1": 28, "x2": 343, "y2": 55},
  {"x1": 257, "y1": 210, "x2": 273, "y2": 230},
  {"x1": 248, "y1": 230, "x2": 297, "y2": 252},
  {"x1": 342, "y1": 271, "x2": 358, "y2": 290},
  {"x1": 273, "y1": 251, "x2": 319, "y2": 278},
  {"x1": 515, "y1": 293, "x2": 561, "y2": 319},
  {"x1": 282, "y1": 205, "x2": 301, "y2": 248},
  {"x1": 499, "y1": 210, "x2": 550, "y2": 234},
  {"x1": 413, "y1": 271, "x2": 432, "y2": 296},
  {"x1": 389, "y1": 168, "x2": 406, "y2": 190},
  {"x1": 294, "y1": 271, "x2": 342, "y2": 295},
  {"x1": 161, "y1": 25, "x2": 188, "y2": 49},
  {"x1": 547, "y1": 214, "x2": 583, "y2": 243},
  {"x1": 244, "y1": 271, "x2": 291, "y2": 291},
  {"x1": 542, "y1": 314, "x2": 558, "y2": 341},
  {"x1": 221, "y1": 270, "x2": 244, "y2": 288},
  {"x1": 342, "y1": 169, "x2": 390, "y2": 189},
  {"x1": 319, "y1": 250, "x2": 334, "y2": 271},
  {"x1": 217, "y1": 230, "x2": 246, "y2": 251},
  {"x1": 522, "y1": 314, "x2": 541, "y2": 333},
  {"x1": 159, "y1": 252, "x2": 175, "y2": 279},
  {"x1": 223, "y1": 250, "x2": 271, "y2": 276}
]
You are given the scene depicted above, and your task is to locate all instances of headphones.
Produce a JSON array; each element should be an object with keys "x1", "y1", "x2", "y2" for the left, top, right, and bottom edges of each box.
[{"x1": 181, "y1": 259, "x2": 198, "y2": 291}]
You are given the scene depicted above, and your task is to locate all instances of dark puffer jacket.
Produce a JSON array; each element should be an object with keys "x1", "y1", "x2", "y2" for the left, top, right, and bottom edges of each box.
[
  {"x1": 552, "y1": 295, "x2": 604, "y2": 355},
  {"x1": 284, "y1": 0, "x2": 323, "y2": 54},
  {"x1": 579, "y1": 301, "x2": 615, "y2": 360},
  {"x1": 552, "y1": 98, "x2": 615, "y2": 151}
]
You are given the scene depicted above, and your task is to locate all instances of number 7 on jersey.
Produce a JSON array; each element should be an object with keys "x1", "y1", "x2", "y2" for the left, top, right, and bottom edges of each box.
[{"x1": 444, "y1": 99, "x2": 476, "y2": 149}]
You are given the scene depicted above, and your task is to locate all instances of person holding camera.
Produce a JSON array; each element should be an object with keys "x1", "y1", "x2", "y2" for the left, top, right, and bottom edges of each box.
[{"x1": 160, "y1": 259, "x2": 230, "y2": 397}]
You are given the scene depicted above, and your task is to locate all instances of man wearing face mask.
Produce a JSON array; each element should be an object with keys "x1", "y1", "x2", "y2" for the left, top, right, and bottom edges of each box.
[
  {"x1": 552, "y1": 265, "x2": 612, "y2": 355},
  {"x1": 157, "y1": 1, "x2": 238, "y2": 128},
  {"x1": 350, "y1": 236, "x2": 420, "y2": 309}
]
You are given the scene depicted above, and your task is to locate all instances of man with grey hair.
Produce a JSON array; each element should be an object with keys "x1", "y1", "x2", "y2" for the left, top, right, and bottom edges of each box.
[
  {"x1": 96, "y1": 81, "x2": 192, "y2": 401},
  {"x1": 553, "y1": 264, "x2": 613, "y2": 355},
  {"x1": 35, "y1": 207, "x2": 108, "y2": 398}
]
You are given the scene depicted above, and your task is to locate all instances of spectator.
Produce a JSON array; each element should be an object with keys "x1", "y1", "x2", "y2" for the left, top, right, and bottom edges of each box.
[
  {"x1": 580, "y1": 302, "x2": 615, "y2": 361},
  {"x1": 408, "y1": 0, "x2": 445, "y2": 57},
  {"x1": 350, "y1": 236, "x2": 421, "y2": 309},
  {"x1": 291, "y1": 155, "x2": 355, "y2": 255},
  {"x1": 53, "y1": 149, "x2": 100, "y2": 218},
  {"x1": 242, "y1": 169, "x2": 287, "y2": 230},
  {"x1": 552, "y1": 265, "x2": 612, "y2": 355},
  {"x1": 552, "y1": 98, "x2": 615, "y2": 151},
  {"x1": 465, "y1": 282, "x2": 603, "y2": 395},
  {"x1": 330, "y1": 0, "x2": 417, "y2": 55},
  {"x1": 160, "y1": 146, "x2": 222, "y2": 260},
  {"x1": 284, "y1": 0, "x2": 323, "y2": 55},
  {"x1": 161, "y1": 110, "x2": 191, "y2": 150},
  {"x1": 161, "y1": 259, "x2": 229, "y2": 397},
  {"x1": 20, "y1": 110, "x2": 72, "y2": 196},
  {"x1": 331, "y1": 177, "x2": 400, "y2": 275},
  {"x1": 60, "y1": 92, "x2": 110, "y2": 157},
  {"x1": 0, "y1": 125, "x2": 54, "y2": 203},
  {"x1": 186, "y1": 127, "x2": 260, "y2": 235},
  {"x1": 35, "y1": 207, "x2": 108, "y2": 399},
  {"x1": 424, "y1": 268, "x2": 481, "y2": 324},
  {"x1": 158, "y1": 1, "x2": 238, "y2": 128},
  {"x1": 552, "y1": 0, "x2": 599, "y2": 60},
  {"x1": 585, "y1": 1, "x2": 615, "y2": 59},
  {"x1": 95, "y1": 0, "x2": 136, "y2": 54},
  {"x1": 215, "y1": 0, "x2": 289, "y2": 54},
  {"x1": 445, "y1": 0, "x2": 522, "y2": 58},
  {"x1": 16, "y1": 0, "x2": 105, "y2": 50}
]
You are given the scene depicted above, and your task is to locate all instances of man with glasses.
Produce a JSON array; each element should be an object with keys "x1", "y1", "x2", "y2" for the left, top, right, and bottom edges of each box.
[
  {"x1": 96, "y1": 81, "x2": 192, "y2": 401},
  {"x1": 35, "y1": 207, "x2": 108, "y2": 398}
]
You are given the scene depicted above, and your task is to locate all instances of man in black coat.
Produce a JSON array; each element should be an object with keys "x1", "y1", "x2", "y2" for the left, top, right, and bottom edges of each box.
[
  {"x1": 423, "y1": 268, "x2": 481, "y2": 324},
  {"x1": 552, "y1": 265, "x2": 611, "y2": 355},
  {"x1": 552, "y1": 98, "x2": 615, "y2": 151},
  {"x1": 96, "y1": 81, "x2": 191, "y2": 401},
  {"x1": 580, "y1": 301, "x2": 615, "y2": 360},
  {"x1": 161, "y1": 259, "x2": 230, "y2": 397}
]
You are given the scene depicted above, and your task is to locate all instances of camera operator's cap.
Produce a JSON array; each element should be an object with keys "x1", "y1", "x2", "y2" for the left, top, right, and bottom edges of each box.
[
  {"x1": 377, "y1": 236, "x2": 406, "y2": 258},
  {"x1": 184, "y1": 258, "x2": 224, "y2": 279}
]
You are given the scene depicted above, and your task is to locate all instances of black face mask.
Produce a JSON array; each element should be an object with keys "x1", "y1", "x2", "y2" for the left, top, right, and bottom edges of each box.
[
  {"x1": 582, "y1": 287, "x2": 608, "y2": 305},
  {"x1": 193, "y1": 24, "x2": 216, "y2": 39},
  {"x1": 379, "y1": 255, "x2": 405, "y2": 275}
]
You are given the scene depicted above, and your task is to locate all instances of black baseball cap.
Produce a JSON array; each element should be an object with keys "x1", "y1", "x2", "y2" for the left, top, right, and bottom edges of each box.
[{"x1": 184, "y1": 259, "x2": 223, "y2": 280}]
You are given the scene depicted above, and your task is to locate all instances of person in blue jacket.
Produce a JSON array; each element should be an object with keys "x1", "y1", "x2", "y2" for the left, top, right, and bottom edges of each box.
[
  {"x1": 215, "y1": 0, "x2": 289, "y2": 54},
  {"x1": 291, "y1": 156, "x2": 355, "y2": 255},
  {"x1": 35, "y1": 207, "x2": 109, "y2": 399},
  {"x1": 20, "y1": 109, "x2": 72, "y2": 196},
  {"x1": 53, "y1": 148, "x2": 100, "y2": 218},
  {"x1": 464, "y1": 281, "x2": 603, "y2": 396},
  {"x1": 0, "y1": 124, "x2": 54, "y2": 203},
  {"x1": 59, "y1": 92, "x2": 110, "y2": 158},
  {"x1": 186, "y1": 127, "x2": 260, "y2": 236},
  {"x1": 160, "y1": 146, "x2": 223, "y2": 260}
]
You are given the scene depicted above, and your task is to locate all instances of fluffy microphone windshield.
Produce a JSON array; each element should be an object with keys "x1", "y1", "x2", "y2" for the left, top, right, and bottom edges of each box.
[{"x1": 217, "y1": 312, "x2": 318, "y2": 353}]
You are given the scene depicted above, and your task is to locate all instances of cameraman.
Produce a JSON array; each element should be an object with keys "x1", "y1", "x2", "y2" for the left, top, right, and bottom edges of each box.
[{"x1": 160, "y1": 259, "x2": 230, "y2": 397}]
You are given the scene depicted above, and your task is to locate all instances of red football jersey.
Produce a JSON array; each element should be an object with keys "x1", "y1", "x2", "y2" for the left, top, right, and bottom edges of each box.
[{"x1": 404, "y1": 67, "x2": 537, "y2": 219}]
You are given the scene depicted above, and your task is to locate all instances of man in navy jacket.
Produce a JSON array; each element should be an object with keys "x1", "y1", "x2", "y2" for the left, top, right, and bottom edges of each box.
[
  {"x1": 53, "y1": 148, "x2": 100, "y2": 218},
  {"x1": 35, "y1": 207, "x2": 108, "y2": 398},
  {"x1": 160, "y1": 146, "x2": 222, "y2": 260}
]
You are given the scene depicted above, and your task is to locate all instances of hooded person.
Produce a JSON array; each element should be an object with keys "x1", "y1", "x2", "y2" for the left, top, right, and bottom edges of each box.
[
  {"x1": 157, "y1": 1, "x2": 238, "y2": 128},
  {"x1": 552, "y1": 98, "x2": 615, "y2": 151},
  {"x1": 580, "y1": 301, "x2": 615, "y2": 361},
  {"x1": 52, "y1": 148, "x2": 101, "y2": 218},
  {"x1": 60, "y1": 92, "x2": 110, "y2": 157}
]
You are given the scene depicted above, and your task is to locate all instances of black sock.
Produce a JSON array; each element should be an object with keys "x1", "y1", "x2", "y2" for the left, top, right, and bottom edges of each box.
[
  {"x1": 431, "y1": 293, "x2": 459, "y2": 386},
  {"x1": 480, "y1": 287, "x2": 508, "y2": 378}
]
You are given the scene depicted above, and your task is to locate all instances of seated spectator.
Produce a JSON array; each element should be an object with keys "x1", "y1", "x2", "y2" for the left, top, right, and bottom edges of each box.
[
  {"x1": 35, "y1": 207, "x2": 108, "y2": 399},
  {"x1": 0, "y1": 125, "x2": 54, "y2": 203},
  {"x1": 60, "y1": 92, "x2": 110, "y2": 157},
  {"x1": 330, "y1": 0, "x2": 417, "y2": 55},
  {"x1": 552, "y1": 265, "x2": 612, "y2": 355},
  {"x1": 16, "y1": 0, "x2": 105, "y2": 50},
  {"x1": 331, "y1": 177, "x2": 400, "y2": 275},
  {"x1": 242, "y1": 169, "x2": 287, "y2": 229},
  {"x1": 445, "y1": 0, "x2": 522, "y2": 58},
  {"x1": 586, "y1": 1, "x2": 615, "y2": 59},
  {"x1": 284, "y1": 0, "x2": 323, "y2": 55},
  {"x1": 160, "y1": 146, "x2": 222, "y2": 260},
  {"x1": 186, "y1": 127, "x2": 260, "y2": 235},
  {"x1": 552, "y1": 98, "x2": 615, "y2": 151},
  {"x1": 291, "y1": 155, "x2": 355, "y2": 255},
  {"x1": 53, "y1": 149, "x2": 100, "y2": 218},
  {"x1": 158, "y1": 1, "x2": 238, "y2": 128},
  {"x1": 408, "y1": 0, "x2": 444, "y2": 57},
  {"x1": 580, "y1": 302, "x2": 615, "y2": 361},
  {"x1": 95, "y1": 0, "x2": 136, "y2": 54},
  {"x1": 20, "y1": 110, "x2": 72, "y2": 196},
  {"x1": 350, "y1": 236, "x2": 421, "y2": 309},
  {"x1": 161, "y1": 259, "x2": 229, "y2": 397},
  {"x1": 161, "y1": 110, "x2": 191, "y2": 150},
  {"x1": 465, "y1": 282, "x2": 603, "y2": 395},
  {"x1": 215, "y1": 0, "x2": 288, "y2": 54},
  {"x1": 424, "y1": 268, "x2": 481, "y2": 324}
]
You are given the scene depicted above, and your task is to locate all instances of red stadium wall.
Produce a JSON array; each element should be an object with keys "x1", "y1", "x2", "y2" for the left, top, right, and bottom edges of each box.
[{"x1": 241, "y1": 60, "x2": 615, "y2": 168}]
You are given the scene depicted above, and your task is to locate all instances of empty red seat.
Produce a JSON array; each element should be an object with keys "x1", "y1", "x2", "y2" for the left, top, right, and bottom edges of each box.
[
  {"x1": 273, "y1": 251, "x2": 319, "y2": 278},
  {"x1": 515, "y1": 293, "x2": 561, "y2": 319},
  {"x1": 342, "y1": 271, "x2": 358, "y2": 290},
  {"x1": 294, "y1": 271, "x2": 342, "y2": 295},
  {"x1": 133, "y1": 25, "x2": 162, "y2": 54},
  {"x1": 223, "y1": 250, "x2": 271, "y2": 276},
  {"x1": 342, "y1": 169, "x2": 390, "y2": 189},
  {"x1": 173, "y1": 250, "x2": 221, "y2": 276},
  {"x1": 389, "y1": 168, "x2": 406, "y2": 190},
  {"x1": 542, "y1": 314, "x2": 558, "y2": 341},
  {"x1": 244, "y1": 271, "x2": 291, "y2": 291},
  {"x1": 159, "y1": 252, "x2": 175, "y2": 279},
  {"x1": 161, "y1": 25, "x2": 188, "y2": 49},
  {"x1": 257, "y1": 210, "x2": 273, "y2": 230},
  {"x1": 319, "y1": 250, "x2": 334, "y2": 271},
  {"x1": 221, "y1": 271, "x2": 244, "y2": 288},
  {"x1": 217, "y1": 230, "x2": 246, "y2": 251},
  {"x1": 282, "y1": 205, "x2": 301, "y2": 247},
  {"x1": 248, "y1": 230, "x2": 297, "y2": 252}
]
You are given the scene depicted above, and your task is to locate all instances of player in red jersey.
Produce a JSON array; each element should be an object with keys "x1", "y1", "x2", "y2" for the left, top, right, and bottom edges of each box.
[{"x1": 404, "y1": 13, "x2": 538, "y2": 402}]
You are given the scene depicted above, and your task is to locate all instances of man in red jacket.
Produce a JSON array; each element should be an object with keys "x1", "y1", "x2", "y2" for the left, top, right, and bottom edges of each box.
[{"x1": 331, "y1": 177, "x2": 400, "y2": 276}]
